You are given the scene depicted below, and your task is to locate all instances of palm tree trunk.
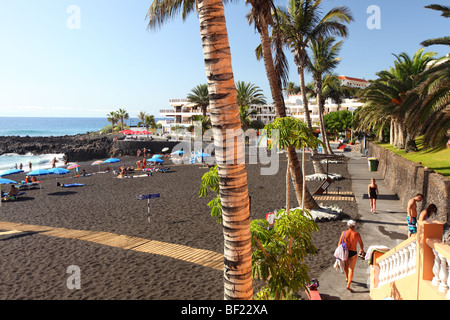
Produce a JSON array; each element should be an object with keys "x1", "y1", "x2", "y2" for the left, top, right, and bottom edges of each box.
[
  {"x1": 390, "y1": 119, "x2": 394, "y2": 145},
  {"x1": 297, "y1": 59, "x2": 325, "y2": 174},
  {"x1": 286, "y1": 157, "x2": 290, "y2": 213},
  {"x1": 197, "y1": 0, "x2": 252, "y2": 300},
  {"x1": 317, "y1": 93, "x2": 333, "y2": 154},
  {"x1": 259, "y1": 19, "x2": 319, "y2": 210}
]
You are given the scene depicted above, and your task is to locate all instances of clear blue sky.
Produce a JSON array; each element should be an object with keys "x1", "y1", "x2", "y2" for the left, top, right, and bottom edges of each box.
[{"x1": 0, "y1": 0, "x2": 448, "y2": 118}]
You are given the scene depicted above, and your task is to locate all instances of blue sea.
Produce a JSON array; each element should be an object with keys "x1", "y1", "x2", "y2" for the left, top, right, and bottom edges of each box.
[{"x1": 0, "y1": 116, "x2": 161, "y2": 172}]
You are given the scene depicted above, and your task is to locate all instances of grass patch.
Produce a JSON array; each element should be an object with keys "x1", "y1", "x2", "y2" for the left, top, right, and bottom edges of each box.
[{"x1": 375, "y1": 137, "x2": 450, "y2": 177}]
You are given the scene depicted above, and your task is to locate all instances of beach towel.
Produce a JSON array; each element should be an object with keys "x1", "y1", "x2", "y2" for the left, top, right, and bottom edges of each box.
[
  {"x1": 333, "y1": 259, "x2": 344, "y2": 273},
  {"x1": 62, "y1": 183, "x2": 84, "y2": 188},
  {"x1": 334, "y1": 231, "x2": 348, "y2": 261},
  {"x1": 365, "y1": 245, "x2": 390, "y2": 265}
]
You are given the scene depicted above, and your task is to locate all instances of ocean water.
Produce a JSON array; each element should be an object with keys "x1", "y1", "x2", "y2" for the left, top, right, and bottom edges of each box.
[
  {"x1": 0, "y1": 116, "x2": 160, "y2": 173},
  {"x1": 0, "y1": 117, "x2": 110, "y2": 137}
]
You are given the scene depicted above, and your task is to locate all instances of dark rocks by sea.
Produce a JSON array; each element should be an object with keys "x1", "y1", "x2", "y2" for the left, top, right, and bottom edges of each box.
[{"x1": 0, "y1": 134, "x2": 181, "y2": 162}]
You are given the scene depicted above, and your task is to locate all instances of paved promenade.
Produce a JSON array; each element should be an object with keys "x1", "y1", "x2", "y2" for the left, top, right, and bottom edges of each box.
[{"x1": 318, "y1": 150, "x2": 410, "y2": 300}]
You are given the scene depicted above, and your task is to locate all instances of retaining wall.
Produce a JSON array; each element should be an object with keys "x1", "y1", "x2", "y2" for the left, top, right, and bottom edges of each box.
[{"x1": 368, "y1": 142, "x2": 450, "y2": 225}]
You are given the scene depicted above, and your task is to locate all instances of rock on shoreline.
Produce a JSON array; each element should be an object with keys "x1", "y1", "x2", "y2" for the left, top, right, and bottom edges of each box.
[{"x1": 0, "y1": 134, "x2": 114, "y2": 162}]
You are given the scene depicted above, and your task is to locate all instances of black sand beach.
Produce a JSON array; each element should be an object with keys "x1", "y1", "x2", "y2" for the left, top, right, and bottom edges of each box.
[{"x1": 0, "y1": 152, "x2": 358, "y2": 299}]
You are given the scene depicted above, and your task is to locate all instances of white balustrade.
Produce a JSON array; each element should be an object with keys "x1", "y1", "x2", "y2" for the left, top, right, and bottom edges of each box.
[
  {"x1": 438, "y1": 253, "x2": 449, "y2": 293},
  {"x1": 430, "y1": 246, "x2": 450, "y2": 298},
  {"x1": 432, "y1": 248, "x2": 441, "y2": 286},
  {"x1": 447, "y1": 260, "x2": 450, "y2": 300},
  {"x1": 376, "y1": 240, "x2": 417, "y2": 287}
]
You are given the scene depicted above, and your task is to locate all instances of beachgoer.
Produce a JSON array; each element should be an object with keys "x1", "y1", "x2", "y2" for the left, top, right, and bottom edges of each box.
[
  {"x1": 136, "y1": 160, "x2": 141, "y2": 170},
  {"x1": 338, "y1": 220, "x2": 364, "y2": 292},
  {"x1": 368, "y1": 178, "x2": 379, "y2": 213},
  {"x1": 25, "y1": 175, "x2": 30, "y2": 184},
  {"x1": 137, "y1": 149, "x2": 141, "y2": 157},
  {"x1": 419, "y1": 204, "x2": 437, "y2": 221},
  {"x1": 29, "y1": 161, "x2": 32, "y2": 171},
  {"x1": 52, "y1": 157, "x2": 56, "y2": 168},
  {"x1": 31, "y1": 177, "x2": 37, "y2": 183},
  {"x1": 407, "y1": 193, "x2": 423, "y2": 237},
  {"x1": 14, "y1": 163, "x2": 18, "y2": 169},
  {"x1": 143, "y1": 148, "x2": 147, "y2": 157},
  {"x1": 7, "y1": 185, "x2": 19, "y2": 200},
  {"x1": 142, "y1": 157, "x2": 146, "y2": 169},
  {"x1": 19, "y1": 163, "x2": 23, "y2": 170}
]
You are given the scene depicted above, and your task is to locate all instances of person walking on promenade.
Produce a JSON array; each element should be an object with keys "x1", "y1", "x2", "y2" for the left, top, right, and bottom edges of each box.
[
  {"x1": 338, "y1": 220, "x2": 364, "y2": 292},
  {"x1": 368, "y1": 178, "x2": 379, "y2": 213},
  {"x1": 407, "y1": 193, "x2": 423, "y2": 237},
  {"x1": 419, "y1": 203, "x2": 437, "y2": 221}
]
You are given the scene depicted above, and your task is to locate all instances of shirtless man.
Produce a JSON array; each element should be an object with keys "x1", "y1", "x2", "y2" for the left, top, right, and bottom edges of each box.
[
  {"x1": 407, "y1": 193, "x2": 423, "y2": 237},
  {"x1": 338, "y1": 220, "x2": 364, "y2": 291}
]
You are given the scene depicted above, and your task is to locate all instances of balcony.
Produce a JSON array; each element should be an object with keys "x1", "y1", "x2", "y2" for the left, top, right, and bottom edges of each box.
[{"x1": 370, "y1": 220, "x2": 450, "y2": 300}]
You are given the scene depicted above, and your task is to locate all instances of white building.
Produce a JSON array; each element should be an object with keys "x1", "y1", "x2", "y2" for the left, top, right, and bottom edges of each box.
[
  {"x1": 337, "y1": 75, "x2": 370, "y2": 89},
  {"x1": 159, "y1": 76, "x2": 366, "y2": 132}
]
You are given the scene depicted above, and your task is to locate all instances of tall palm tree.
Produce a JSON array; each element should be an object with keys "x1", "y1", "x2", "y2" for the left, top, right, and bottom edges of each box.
[
  {"x1": 360, "y1": 48, "x2": 437, "y2": 151},
  {"x1": 187, "y1": 83, "x2": 210, "y2": 117},
  {"x1": 107, "y1": 111, "x2": 119, "y2": 133},
  {"x1": 235, "y1": 81, "x2": 265, "y2": 130},
  {"x1": 420, "y1": 4, "x2": 450, "y2": 47},
  {"x1": 239, "y1": 105, "x2": 258, "y2": 131},
  {"x1": 284, "y1": 81, "x2": 300, "y2": 96},
  {"x1": 236, "y1": 81, "x2": 267, "y2": 107},
  {"x1": 116, "y1": 108, "x2": 129, "y2": 130},
  {"x1": 306, "y1": 36, "x2": 343, "y2": 154},
  {"x1": 137, "y1": 112, "x2": 157, "y2": 131},
  {"x1": 412, "y1": 3, "x2": 450, "y2": 148},
  {"x1": 246, "y1": 0, "x2": 320, "y2": 210},
  {"x1": 275, "y1": 0, "x2": 352, "y2": 176},
  {"x1": 275, "y1": 0, "x2": 353, "y2": 131},
  {"x1": 147, "y1": 0, "x2": 252, "y2": 300}
]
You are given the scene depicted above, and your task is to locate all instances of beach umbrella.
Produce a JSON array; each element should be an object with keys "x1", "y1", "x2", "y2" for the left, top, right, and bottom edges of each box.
[
  {"x1": 48, "y1": 167, "x2": 70, "y2": 183},
  {"x1": 148, "y1": 157, "x2": 164, "y2": 163},
  {"x1": 0, "y1": 169, "x2": 24, "y2": 177},
  {"x1": 91, "y1": 160, "x2": 104, "y2": 172},
  {"x1": 0, "y1": 178, "x2": 17, "y2": 184},
  {"x1": 102, "y1": 158, "x2": 121, "y2": 164},
  {"x1": 27, "y1": 169, "x2": 54, "y2": 176},
  {"x1": 67, "y1": 163, "x2": 80, "y2": 170},
  {"x1": 153, "y1": 154, "x2": 163, "y2": 158},
  {"x1": 171, "y1": 150, "x2": 184, "y2": 155},
  {"x1": 48, "y1": 168, "x2": 70, "y2": 175},
  {"x1": 196, "y1": 152, "x2": 211, "y2": 158},
  {"x1": 121, "y1": 130, "x2": 135, "y2": 135}
]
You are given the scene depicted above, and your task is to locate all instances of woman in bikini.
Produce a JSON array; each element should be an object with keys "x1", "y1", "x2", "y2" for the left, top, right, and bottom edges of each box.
[
  {"x1": 419, "y1": 204, "x2": 437, "y2": 221},
  {"x1": 338, "y1": 220, "x2": 364, "y2": 292},
  {"x1": 368, "y1": 178, "x2": 379, "y2": 213}
]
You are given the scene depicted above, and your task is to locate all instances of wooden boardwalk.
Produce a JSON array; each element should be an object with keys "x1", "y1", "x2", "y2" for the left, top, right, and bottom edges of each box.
[
  {"x1": 0, "y1": 221, "x2": 223, "y2": 271},
  {"x1": 313, "y1": 190, "x2": 355, "y2": 201}
]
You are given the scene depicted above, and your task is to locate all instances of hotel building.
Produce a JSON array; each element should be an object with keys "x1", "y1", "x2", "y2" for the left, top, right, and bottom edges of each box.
[{"x1": 159, "y1": 76, "x2": 369, "y2": 132}]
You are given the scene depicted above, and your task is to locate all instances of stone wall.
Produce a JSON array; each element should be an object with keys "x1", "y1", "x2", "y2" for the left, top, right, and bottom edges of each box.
[
  {"x1": 112, "y1": 140, "x2": 181, "y2": 156},
  {"x1": 368, "y1": 142, "x2": 450, "y2": 225}
]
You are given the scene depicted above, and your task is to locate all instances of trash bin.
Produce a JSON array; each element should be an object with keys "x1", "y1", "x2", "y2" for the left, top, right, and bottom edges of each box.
[{"x1": 368, "y1": 157, "x2": 378, "y2": 171}]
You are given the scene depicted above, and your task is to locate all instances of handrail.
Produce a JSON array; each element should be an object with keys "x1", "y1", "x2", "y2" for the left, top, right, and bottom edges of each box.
[
  {"x1": 426, "y1": 238, "x2": 450, "y2": 297},
  {"x1": 371, "y1": 220, "x2": 449, "y2": 300}
]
